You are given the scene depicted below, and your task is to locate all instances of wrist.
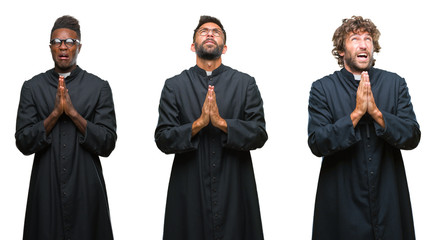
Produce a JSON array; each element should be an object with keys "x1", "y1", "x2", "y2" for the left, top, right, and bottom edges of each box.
[
  {"x1": 350, "y1": 109, "x2": 364, "y2": 127},
  {"x1": 212, "y1": 117, "x2": 228, "y2": 133},
  {"x1": 370, "y1": 109, "x2": 382, "y2": 119},
  {"x1": 51, "y1": 109, "x2": 62, "y2": 119},
  {"x1": 351, "y1": 109, "x2": 364, "y2": 120},
  {"x1": 66, "y1": 109, "x2": 78, "y2": 119}
]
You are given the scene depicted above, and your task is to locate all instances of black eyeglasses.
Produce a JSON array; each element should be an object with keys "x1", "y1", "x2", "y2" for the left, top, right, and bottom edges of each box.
[{"x1": 50, "y1": 38, "x2": 81, "y2": 48}]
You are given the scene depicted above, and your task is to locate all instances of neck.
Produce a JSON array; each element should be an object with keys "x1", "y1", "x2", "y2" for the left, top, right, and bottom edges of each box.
[
  {"x1": 344, "y1": 65, "x2": 361, "y2": 75},
  {"x1": 55, "y1": 64, "x2": 77, "y2": 74},
  {"x1": 196, "y1": 57, "x2": 222, "y2": 72}
]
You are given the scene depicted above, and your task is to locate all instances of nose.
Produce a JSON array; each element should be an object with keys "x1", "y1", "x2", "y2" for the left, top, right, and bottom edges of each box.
[
  {"x1": 206, "y1": 29, "x2": 215, "y2": 37},
  {"x1": 358, "y1": 39, "x2": 367, "y2": 49},
  {"x1": 59, "y1": 40, "x2": 68, "y2": 49}
]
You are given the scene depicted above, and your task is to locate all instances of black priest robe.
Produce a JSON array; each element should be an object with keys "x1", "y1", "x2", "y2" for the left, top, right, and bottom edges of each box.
[
  {"x1": 308, "y1": 68, "x2": 420, "y2": 240},
  {"x1": 15, "y1": 66, "x2": 117, "y2": 240},
  {"x1": 155, "y1": 64, "x2": 267, "y2": 240}
]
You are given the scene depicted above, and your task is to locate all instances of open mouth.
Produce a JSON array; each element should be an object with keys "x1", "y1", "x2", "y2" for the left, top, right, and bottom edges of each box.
[
  {"x1": 357, "y1": 53, "x2": 368, "y2": 60},
  {"x1": 59, "y1": 54, "x2": 69, "y2": 60}
]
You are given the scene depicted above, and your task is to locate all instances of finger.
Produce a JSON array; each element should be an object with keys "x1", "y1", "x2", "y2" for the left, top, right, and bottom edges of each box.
[
  {"x1": 59, "y1": 76, "x2": 65, "y2": 86},
  {"x1": 60, "y1": 86, "x2": 65, "y2": 100},
  {"x1": 208, "y1": 86, "x2": 214, "y2": 99},
  {"x1": 361, "y1": 71, "x2": 369, "y2": 83},
  {"x1": 204, "y1": 88, "x2": 210, "y2": 101}
]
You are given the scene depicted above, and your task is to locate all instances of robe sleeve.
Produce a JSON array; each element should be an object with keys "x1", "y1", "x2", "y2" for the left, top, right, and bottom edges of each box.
[
  {"x1": 374, "y1": 78, "x2": 420, "y2": 150},
  {"x1": 307, "y1": 81, "x2": 361, "y2": 157},
  {"x1": 79, "y1": 81, "x2": 117, "y2": 157},
  {"x1": 155, "y1": 81, "x2": 199, "y2": 154},
  {"x1": 15, "y1": 81, "x2": 52, "y2": 155},
  {"x1": 223, "y1": 78, "x2": 268, "y2": 151}
]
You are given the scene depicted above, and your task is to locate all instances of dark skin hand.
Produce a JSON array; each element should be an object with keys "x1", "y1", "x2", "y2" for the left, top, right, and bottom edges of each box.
[
  {"x1": 44, "y1": 76, "x2": 87, "y2": 135},
  {"x1": 192, "y1": 85, "x2": 227, "y2": 136}
]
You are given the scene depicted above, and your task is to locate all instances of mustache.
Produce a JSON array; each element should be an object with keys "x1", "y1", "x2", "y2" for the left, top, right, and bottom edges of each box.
[{"x1": 202, "y1": 38, "x2": 218, "y2": 46}]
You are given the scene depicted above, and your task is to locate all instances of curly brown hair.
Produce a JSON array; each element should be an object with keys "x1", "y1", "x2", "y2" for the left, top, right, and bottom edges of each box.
[{"x1": 332, "y1": 16, "x2": 381, "y2": 68}]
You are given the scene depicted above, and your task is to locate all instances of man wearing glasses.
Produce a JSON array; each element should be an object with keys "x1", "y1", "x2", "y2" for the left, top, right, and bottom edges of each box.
[
  {"x1": 155, "y1": 16, "x2": 267, "y2": 240},
  {"x1": 15, "y1": 15, "x2": 116, "y2": 240}
]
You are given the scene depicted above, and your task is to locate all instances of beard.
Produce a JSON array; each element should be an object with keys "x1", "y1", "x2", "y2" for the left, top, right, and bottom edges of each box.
[
  {"x1": 344, "y1": 51, "x2": 374, "y2": 73},
  {"x1": 195, "y1": 39, "x2": 224, "y2": 60}
]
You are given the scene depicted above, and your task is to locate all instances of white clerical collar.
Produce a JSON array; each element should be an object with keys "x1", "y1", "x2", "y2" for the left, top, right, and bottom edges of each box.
[
  {"x1": 354, "y1": 74, "x2": 361, "y2": 81},
  {"x1": 59, "y1": 72, "x2": 71, "y2": 78},
  {"x1": 206, "y1": 71, "x2": 213, "y2": 76}
]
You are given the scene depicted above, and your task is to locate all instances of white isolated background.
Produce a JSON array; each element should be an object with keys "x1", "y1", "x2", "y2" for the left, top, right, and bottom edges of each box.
[{"x1": 0, "y1": 0, "x2": 436, "y2": 239}]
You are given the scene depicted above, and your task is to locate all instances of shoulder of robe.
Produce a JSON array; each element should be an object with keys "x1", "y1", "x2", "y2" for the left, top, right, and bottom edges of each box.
[
  {"x1": 24, "y1": 70, "x2": 55, "y2": 87},
  {"x1": 372, "y1": 68, "x2": 404, "y2": 81},
  {"x1": 312, "y1": 70, "x2": 343, "y2": 88},
  {"x1": 80, "y1": 70, "x2": 107, "y2": 83},
  {"x1": 222, "y1": 66, "x2": 256, "y2": 84}
]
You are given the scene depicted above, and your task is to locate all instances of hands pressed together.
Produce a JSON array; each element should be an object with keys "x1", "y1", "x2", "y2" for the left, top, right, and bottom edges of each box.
[
  {"x1": 192, "y1": 85, "x2": 227, "y2": 136},
  {"x1": 44, "y1": 76, "x2": 87, "y2": 135},
  {"x1": 351, "y1": 71, "x2": 385, "y2": 128},
  {"x1": 54, "y1": 76, "x2": 76, "y2": 118}
]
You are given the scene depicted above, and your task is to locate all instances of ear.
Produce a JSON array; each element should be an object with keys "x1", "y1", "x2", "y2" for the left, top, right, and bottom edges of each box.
[
  {"x1": 191, "y1": 43, "x2": 196, "y2": 53},
  {"x1": 339, "y1": 50, "x2": 344, "y2": 57},
  {"x1": 78, "y1": 44, "x2": 82, "y2": 53},
  {"x1": 222, "y1": 45, "x2": 227, "y2": 54}
]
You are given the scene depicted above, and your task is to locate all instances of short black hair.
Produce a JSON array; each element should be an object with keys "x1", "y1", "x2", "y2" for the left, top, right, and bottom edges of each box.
[
  {"x1": 51, "y1": 15, "x2": 81, "y2": 40},
  {"x1": 193, "y1": 15, "x2": 226, "y2": 44}
]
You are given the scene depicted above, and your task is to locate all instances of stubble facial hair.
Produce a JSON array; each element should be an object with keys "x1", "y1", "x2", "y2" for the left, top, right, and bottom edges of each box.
[{"x1": 344, "y1": 51, "x2": 374, "y2": 73}]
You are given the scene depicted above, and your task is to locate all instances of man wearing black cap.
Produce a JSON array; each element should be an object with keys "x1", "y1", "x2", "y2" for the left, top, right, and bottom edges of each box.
[
  {"x1": 155, "y1": 15, "x2": 267, "y2": 240},
  {"x1": 15, "y1": 15, "x2": 117, "y2": 240}
]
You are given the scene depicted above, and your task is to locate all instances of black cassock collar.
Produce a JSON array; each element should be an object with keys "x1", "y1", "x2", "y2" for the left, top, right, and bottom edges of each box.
[
  {"x1": 193, "y1": 64, "x2": 226, "y2": 77},
  {"x1": 341, "y1": 67, "x2": 376, "y2": 87},
  {"x1": 49, "y1": 65, "x2": 83, "y2": 83}
]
